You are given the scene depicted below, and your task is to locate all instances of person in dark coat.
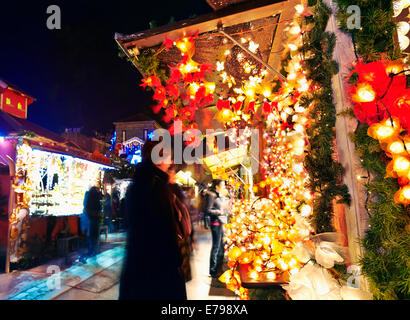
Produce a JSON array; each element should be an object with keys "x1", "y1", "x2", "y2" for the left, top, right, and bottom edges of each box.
[
  {"x1": 205, "y1": 179, "x2": 227, "y2": 278},
  {"x1": 84, "y1": 185, "x2": 103, "y2": 258},
  {"x1": 168, "y1": 164, "x2": 193, "y2": 283},
  {"x1": 119, "y1": 141, "x2": 187, "y2": 300}
]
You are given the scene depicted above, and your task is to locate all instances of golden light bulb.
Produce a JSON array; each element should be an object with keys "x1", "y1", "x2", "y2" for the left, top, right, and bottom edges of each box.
[
  {"x1": 250, "y1": 271, "x2": 259, "y2": 279},
  {"x1": 393, "y1": 156, "x2": 410, "y2": 173},
  {"x1": 287, "y1": 73, "x2": 297, "y2": 80},
  {"x1": 376, "y1": 126, "x2": 395, "y2": 139},
  {"x1": 300, "y1": 204, "x2": 312, "y2": 217},
  {"x1": 295, "y1": 4, "x2": 304, "y2": 13},
  {"x1": 245, "y1": 88, "x2": 255, "y2": 97},
  {"x1": 288, "y1": 43, "x2": 298, "y2": 51},
  {"x1": 354, "y1": 83, "x2": 376, "y2": 102},
  {"x1": 205, "y1": 82, "x2": 215, "y2": 92},
  {"x1": 403, "y1": 186, "x2": 410, "y2": 199},
  {"x1": 290, "y1": 25, "x2": 301, "y2": 35},
  {"x1": 248, "y1": 41, "x2": 259, "y2": 53},
  {"x1": 388, "y1": 141, "x2": 405, "y2": 154},
  {"x1": 267, "y1": 272, "x2": 276, "y2": 280},
  {"x1": 263, "y1": 89, "x2": 271, "y2": 98}
]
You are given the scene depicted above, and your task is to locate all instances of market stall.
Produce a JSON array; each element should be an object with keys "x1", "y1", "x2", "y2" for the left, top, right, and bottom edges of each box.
[
  {"x1": 115, "y1": 0, "x2": 409, "y2": 300},
  {"x1": 0, "y1": 110, "x2": 113, "y2": 271}
]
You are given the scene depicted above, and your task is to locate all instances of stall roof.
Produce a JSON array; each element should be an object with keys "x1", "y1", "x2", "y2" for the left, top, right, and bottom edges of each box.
[
  {"x1": 0, "y1": 110, "x2": 113, "y2": 167},
  {"x1": 0, "y1": 79, "x2": 36, "y2": 102},
  {"x1": 115, "y1": 0, "x2": 286, "y2": 50},
  {"x1": 0, "y1": 110, "x2": 65, "y2": 143}
]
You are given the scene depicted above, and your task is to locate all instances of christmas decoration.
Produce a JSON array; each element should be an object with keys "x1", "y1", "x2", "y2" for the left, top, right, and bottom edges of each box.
[
  {"x1": 337, "y1": 0, "x2": 410, "y2": 299},
  {"x1": 138, "y1": 35, "x2": 215, "y2": 133}
]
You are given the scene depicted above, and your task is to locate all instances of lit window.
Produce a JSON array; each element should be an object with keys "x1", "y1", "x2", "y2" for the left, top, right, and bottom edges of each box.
[
  {"x1": 17, "y1": 102, "x2": 22, "y2": 110},
  {"x1": 5, "y1": 97, "x2": 11, "y2": 105}
]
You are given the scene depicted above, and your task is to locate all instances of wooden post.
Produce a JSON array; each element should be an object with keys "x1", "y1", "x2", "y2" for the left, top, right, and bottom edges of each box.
[
  {"x1": 5, "y1": 154, "x2": 16, "y2": 273},
  {"x1": 324, "y1": 0, "x2": 371, "y2": 293}
]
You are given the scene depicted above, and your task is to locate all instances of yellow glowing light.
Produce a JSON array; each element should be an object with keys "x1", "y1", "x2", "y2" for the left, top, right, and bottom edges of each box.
[
  {"x1": 403, "y1": 186, "x2": 410, "y2": 199},
  {"x1": 205, "y1": 82, "x2": 216, "y2": 92},
  {"x1": 183, "y1": 62, "x2": 195, "y2": 73},
  {"x1": 245, "y1": 88, "x2": 255, "y2": 97},
  {"x1": 393, "y1": 156, "x2": 410, "y2": 173},
  {"x1": 262, "y1": 235, "x2": 271, "y2": 245},
  {"x1": 278, "y1": 259, "x2": 288, "y2": 271},
  {"x1": 216, "y1": 61, "x2": 224, "y2": 71},
  {"x1": 295, "y1": 4, "x2": 304, "y2": 13},
  {"x1": 300, "y1": 204, "x2": 312, "y2": 217},
  {"x1": 376, "y1": 126, "x2": 395, "y2": 139},
  {"x1": 266, "y1": 272, "x2": 276, "y2": 280},
  {"x1": 263, "y1": 89, "x2": 271, "y2": 98},
  {"x1": 287, "y1": 73, "x2": 297, "y2": 80},
  {"x1": 353, "y1": 83, "x2": 376, "y2": 102},
  {"x1": 295, "y1": 138, "x2": 305, "y2": 148},
  {"x1": 382, "y1": 118, "x2": 400, "y2": 129},
  {"x1": 248, "y1": 41, "x2": 259, "y2": 53},
  {"x1": 290, "y1": 25, "x2": 301, "y2": 35},
  {"x1": 250, "y1": 271, "x2": 259, "y2": 280},
  {"x1": 224, "y1": 50, "x2": 231, "y2": 56},
  {"x1": 190, "y1": 82, "x2": 200, "y2": 92},
  {"x1": 288, "y1": 43, "x2": 298, "y2": 51},
  {"x1": 388, "y1": 141, "x2": 405, "y2": 154}
]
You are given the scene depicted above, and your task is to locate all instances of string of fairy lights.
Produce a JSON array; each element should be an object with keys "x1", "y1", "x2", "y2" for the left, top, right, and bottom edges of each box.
[{"x1": 217, "y1": 3, "x2": 315, "y2": 299}]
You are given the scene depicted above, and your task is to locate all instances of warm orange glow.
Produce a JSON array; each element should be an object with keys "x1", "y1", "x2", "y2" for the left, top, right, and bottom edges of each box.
[
  {"x1": 266, "y1": 272, "x2": 276, "y2": 280},
  {"x1": 353, "y1": 83, "x2": 376, "y2": 102},
  {"x1": 403, "y1": 186, "x2": 410, "y2": 199},
  {"x1": 263, "y1": 89, "x2": 271, "y2": 98},
  {"x1": 245, "y1": 88, "x2": 255, "y2": 98},
  {"x1": 393, "y1": 156, "x2": 410, "y2": 175},
  {"x1": 377, "y1": 126, "x2": 395, "y2": 139},
  {"x1": 394, "y1": 185, "x2": 410, "y2": 206},
  {"x1": 388, "y1": 141, "x2": 405, "y2": 155}
]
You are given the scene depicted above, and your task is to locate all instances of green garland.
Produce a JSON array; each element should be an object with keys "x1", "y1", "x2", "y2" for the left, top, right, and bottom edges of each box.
[
  {"x1": 300, "y1": 0, "x2": 351, "y2": 233},
  {"x1": 336, "y1": 0, "x2": 410, "y2": 299}
]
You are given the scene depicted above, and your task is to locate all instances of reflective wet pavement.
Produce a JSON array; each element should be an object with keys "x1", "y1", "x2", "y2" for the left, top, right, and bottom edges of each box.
[{"x1": 1, "y1": 226, "x2": 237, "y2": 300}]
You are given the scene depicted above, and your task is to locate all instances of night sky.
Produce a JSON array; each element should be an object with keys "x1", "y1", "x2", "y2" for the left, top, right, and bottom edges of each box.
[{"x1": 0, "y1": 0, "x2": 213, "y2": 134}]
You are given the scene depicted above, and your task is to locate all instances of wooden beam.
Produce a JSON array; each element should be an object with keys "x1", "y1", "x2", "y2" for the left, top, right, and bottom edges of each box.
[
  {"x1": 267, "y1": 0, "x2": 300, "y2": 73},
  {"x1": 117, "y1": 0, "x2": 287, "y2": 49}
]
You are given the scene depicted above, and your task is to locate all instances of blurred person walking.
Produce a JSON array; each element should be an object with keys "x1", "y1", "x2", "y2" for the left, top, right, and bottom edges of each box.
[
  {"x1": 168, "y1": 165, "x2": 193, "y2": 283},
  {"x1": 119, "y1": 141, "x2": 187, "y2": 300}
]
